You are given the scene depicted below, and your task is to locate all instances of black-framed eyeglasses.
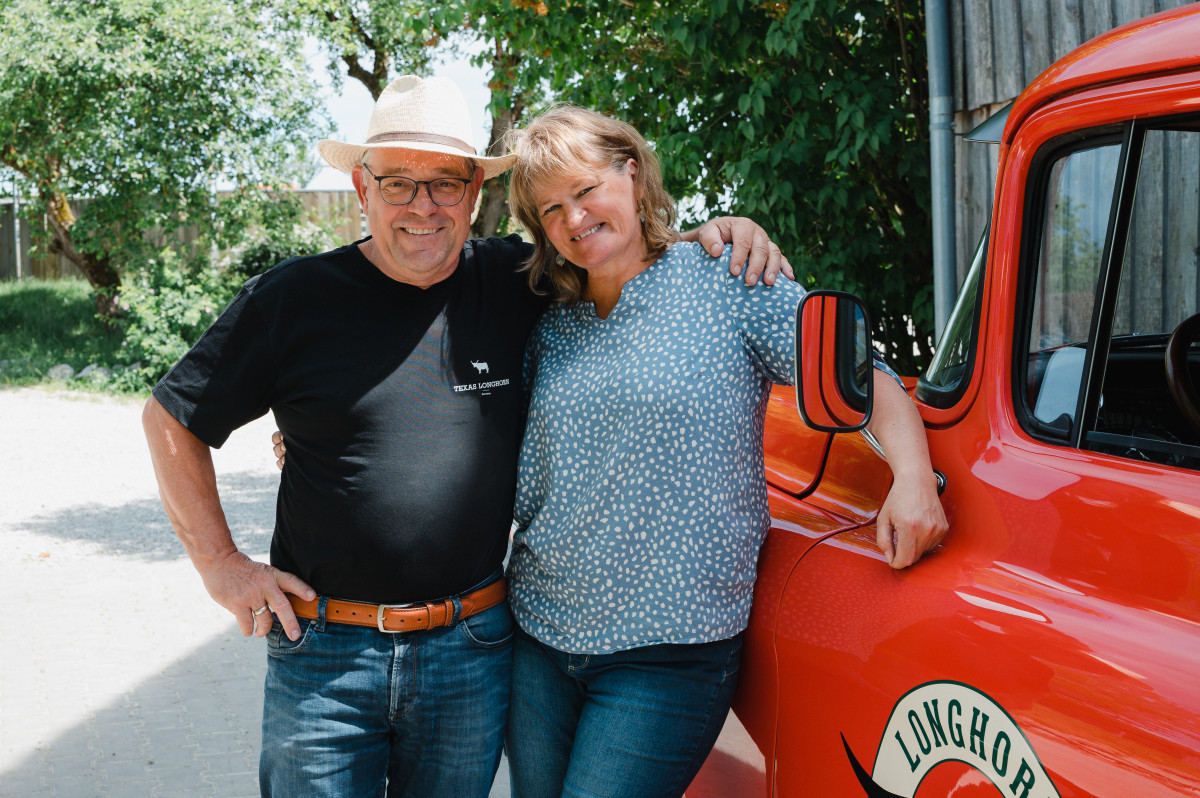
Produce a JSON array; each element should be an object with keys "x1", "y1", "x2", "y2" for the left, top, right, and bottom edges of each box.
[{"x1": 362, "y1": 166, "x2": 472, "y2": 207}]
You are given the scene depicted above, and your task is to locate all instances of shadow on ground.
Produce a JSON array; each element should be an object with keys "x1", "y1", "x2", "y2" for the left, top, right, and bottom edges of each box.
[
  {"x1": 14, "y1": 471, "x2": 278, "y2": 560},
  {"x1": 1, "y1": 625, "x2": 265, "y2": 798},
  {"x1": 1, "y1": 623, "x2": 512, "y2": 798}
]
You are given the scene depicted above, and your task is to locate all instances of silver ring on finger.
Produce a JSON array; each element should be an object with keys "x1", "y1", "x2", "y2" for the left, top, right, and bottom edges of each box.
[{"x1": 253, "y1": 605, "x2": 269, "y2": 616}]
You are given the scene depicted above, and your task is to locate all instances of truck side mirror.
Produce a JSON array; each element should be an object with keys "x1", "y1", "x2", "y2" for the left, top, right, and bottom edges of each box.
[{"x1": 795, "y1": 290, "x2": 873, "y2": 433}]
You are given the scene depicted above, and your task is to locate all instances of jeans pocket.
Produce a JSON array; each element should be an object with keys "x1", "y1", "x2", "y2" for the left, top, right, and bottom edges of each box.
[
  {"x1": 459, "y1": 602, "x2": 514, "y2": 649},
  {"x1": 265, "y1": 618, "x2": 314, "y2": 657}
]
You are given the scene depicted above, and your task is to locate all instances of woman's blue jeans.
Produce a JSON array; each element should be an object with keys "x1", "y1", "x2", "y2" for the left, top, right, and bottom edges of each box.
[
  {"x1": 259, "y1": 596, "x2": 513, "y2": 798},
  {"x1": 506, "y1": 628, "x2": 743, "y2": 798}
]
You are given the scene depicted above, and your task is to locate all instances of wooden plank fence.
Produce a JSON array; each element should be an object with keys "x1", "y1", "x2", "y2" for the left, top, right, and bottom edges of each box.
[{"x1": 0, "y1": 191, "x2": 362, "y2": 282}]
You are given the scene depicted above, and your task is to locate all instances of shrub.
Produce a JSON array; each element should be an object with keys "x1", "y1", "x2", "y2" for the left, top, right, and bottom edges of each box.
[
  {"x1": 231, "y1": 221, "x2": 338, "y2": 280},
  {"x1": 114, "y1": 221, "x2": 339, "y2": 391},
  {"x1": 112, "y1": 247, "x2": 242, "y2": 391}
]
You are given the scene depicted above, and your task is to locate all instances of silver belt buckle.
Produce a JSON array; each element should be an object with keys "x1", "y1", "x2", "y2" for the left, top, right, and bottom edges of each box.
[{"x1": 376, "y1": 602, "x2": 418, "y2": 633}]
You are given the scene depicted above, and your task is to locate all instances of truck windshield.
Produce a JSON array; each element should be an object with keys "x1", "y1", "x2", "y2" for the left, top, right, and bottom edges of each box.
[{"x1": 917, "y1": 229, "x2": 986, "y2": 408}]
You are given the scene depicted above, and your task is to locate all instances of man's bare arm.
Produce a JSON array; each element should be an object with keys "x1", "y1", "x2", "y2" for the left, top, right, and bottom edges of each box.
[{"x1": 142, "y1": 396, "x2": 314, "y2": 640}]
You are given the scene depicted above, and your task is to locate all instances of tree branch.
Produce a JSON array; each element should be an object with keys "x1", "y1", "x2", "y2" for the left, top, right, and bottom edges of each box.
[{"x1": 325, "y1": 7, "x2": 389, "y2": 99}]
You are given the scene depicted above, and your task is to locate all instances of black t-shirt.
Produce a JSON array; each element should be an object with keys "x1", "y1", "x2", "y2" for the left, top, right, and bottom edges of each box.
[{"x1": 153, "y1": 235, "x2": 546, "y2": 603}]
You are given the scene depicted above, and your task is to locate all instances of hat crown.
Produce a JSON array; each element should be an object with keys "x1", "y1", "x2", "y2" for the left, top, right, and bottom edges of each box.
[
  {"x1": 317, "y1": 74, "x2": 515, "y2": 179},
  {"x1": 366, "y1": 75, "x2": 476, "y2": 155}
]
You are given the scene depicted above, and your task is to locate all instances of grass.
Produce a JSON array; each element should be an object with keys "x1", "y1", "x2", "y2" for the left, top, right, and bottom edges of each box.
[{"x1": 0, "y1": 277, "x2": 139, "y2": 393}]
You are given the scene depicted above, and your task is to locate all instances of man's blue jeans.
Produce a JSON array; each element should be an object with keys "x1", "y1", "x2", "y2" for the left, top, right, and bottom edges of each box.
[
  {"x1": 259, "y1": 592, "x2": 512, "y2": 798},
  {"x1": 506, "y1": 627, "x2": 743, "y2": 798}
]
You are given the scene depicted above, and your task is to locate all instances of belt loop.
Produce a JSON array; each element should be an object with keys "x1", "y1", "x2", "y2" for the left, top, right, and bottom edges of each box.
[
  {"x1": 315, "y1": 596, "x2": 328, "y2": 632},
  {"x1": 449, "y1": 596, "x2": 463, "y2": 627}
]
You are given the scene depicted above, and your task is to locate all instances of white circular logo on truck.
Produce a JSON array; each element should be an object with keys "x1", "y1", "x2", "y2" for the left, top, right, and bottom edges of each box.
[{"x1": 844, "y1": 681, "x2": 1062, "y2": 798}]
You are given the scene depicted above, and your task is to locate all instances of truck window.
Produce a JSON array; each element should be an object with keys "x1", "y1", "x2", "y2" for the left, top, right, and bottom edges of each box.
[
  {"x1": 1019, "y1": 121, "x2": 1200, "y2": 470},
  {"x1": 1023, "y1": 143, "x2": 1122, "y2": 436},
  {"x1": 1112, "y1": 127, "x2": 1199, "y2": 339},
  {"x1": 1088, "y1": 125, "x2": 1200, "y2": 469}
]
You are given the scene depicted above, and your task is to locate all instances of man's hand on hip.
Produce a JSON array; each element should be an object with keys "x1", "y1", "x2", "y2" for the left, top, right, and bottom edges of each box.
[{"x1": 200, "y1": 550, "x2": 315, "y2": 641}]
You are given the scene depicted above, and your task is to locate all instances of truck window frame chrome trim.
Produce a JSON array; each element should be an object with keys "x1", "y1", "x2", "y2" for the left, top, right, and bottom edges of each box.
[
  {"x1": 1072, "y1": 122, "x2": 1143, "y2": 449},
  {"x1": 916, "y1": 227, "x2": 988, "y2": 409}
]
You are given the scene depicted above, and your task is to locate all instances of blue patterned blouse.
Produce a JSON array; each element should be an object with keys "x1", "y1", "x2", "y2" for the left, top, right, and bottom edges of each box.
[{"x1": 507, "y1": 241, "x2": 805, "y2": 654}]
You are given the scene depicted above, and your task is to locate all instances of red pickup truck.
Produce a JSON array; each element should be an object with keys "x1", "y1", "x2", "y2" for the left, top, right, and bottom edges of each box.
[{"x1": 692, "y1": 6, "x2": 1200, "y2": 796}]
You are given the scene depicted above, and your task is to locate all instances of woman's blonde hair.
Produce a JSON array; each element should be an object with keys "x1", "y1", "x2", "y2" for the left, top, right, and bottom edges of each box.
[{"x1": 506, "y1": 105, "x2": 678, "y2": 303}]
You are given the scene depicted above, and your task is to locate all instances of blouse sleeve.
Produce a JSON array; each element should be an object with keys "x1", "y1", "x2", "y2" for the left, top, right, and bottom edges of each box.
[
  {"x1": 726, "y1": 245, "x2": 904, "y2": 390},
  {"x1": 727, "y1": 249, "x2": 805, "y2": 387}
]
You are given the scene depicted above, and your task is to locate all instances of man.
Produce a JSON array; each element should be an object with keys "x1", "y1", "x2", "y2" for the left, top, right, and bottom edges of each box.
[{"x1": 143, "y1": 74, "x2": 788, "y2": 797}]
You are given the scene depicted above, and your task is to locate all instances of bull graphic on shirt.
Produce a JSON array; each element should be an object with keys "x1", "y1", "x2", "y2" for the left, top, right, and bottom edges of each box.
[{"x1": 471, "y1": 360, "x2": 490, "y2": 375}]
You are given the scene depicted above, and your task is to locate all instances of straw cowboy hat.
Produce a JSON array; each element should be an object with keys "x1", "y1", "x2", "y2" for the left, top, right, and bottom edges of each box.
[{"x1": 318, "y1": 75, "x2": 515, "y2": 179}]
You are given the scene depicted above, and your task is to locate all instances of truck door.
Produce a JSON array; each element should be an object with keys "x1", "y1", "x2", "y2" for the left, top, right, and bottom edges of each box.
[{"x1": 766, "y1": 108, "x2": 1200, "y2": 795}]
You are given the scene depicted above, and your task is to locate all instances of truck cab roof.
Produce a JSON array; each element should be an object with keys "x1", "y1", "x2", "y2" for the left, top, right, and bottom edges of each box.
[{"x1": 1006, "y1": 5, "x2": 1200, "y2": 145}]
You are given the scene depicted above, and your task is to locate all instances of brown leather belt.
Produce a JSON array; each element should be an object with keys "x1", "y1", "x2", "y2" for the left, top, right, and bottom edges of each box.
[{"x1": 288, "y1": 578, "x2": 507, "y2": 633}]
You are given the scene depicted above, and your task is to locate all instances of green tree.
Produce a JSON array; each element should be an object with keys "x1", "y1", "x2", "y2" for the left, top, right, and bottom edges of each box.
[
  {"x1": 492, "y1": 0, "x2": 935, "y2": 372},
  {"x1": 0, "y1": 0, "x2": 326, "y2": 315},
  {"x1": 279, "y1": 1, "x2": 938, "y2": 370},
  {"x1": 289, "y1": 0, "x2": 445, "y2": 99},
  {"x1": 454, "y1": 1, "x2": 545, "y2": 238}
]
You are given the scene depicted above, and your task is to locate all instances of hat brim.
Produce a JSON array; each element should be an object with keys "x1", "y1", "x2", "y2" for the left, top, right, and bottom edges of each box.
[{"x1": 318, "y1": 139, "x2": 515, "y2": 180}]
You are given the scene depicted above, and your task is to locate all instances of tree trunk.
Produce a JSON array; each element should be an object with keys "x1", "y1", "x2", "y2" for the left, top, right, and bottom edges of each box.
[
  {"x1": 333, "y1": 7, "x2": 389, "y2": 100},
  {"x1": 43, "y1": 189, "x2": 122, "y2": 317},
  {"x1": 472, "y1": 39, "x2": 525, "y2": 240},
  {"x1": 472, "y1": 102, "x2": 519, "y2": 239}
]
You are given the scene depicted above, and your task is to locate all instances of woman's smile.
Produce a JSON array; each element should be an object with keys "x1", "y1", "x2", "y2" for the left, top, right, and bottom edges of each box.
[{"x1": 571, "y1": 223, "x2": 604, "y2": 241}]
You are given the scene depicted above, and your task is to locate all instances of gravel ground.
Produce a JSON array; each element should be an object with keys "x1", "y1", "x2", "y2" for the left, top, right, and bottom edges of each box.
[
  {"x1": 0, "y1": 387, "x2": 279, "y2": 797},
  {"x1": 0, "y1": 387, "x2": 278, "y2": 564},
  {"x1": 0, "y1": 387, "x2": 511, "y2": 796}
]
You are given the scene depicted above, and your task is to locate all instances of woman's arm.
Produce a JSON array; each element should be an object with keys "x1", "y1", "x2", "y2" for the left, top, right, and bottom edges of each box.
[{"x1": 866, "y1": 372, "x2": 950, "y2": 568}]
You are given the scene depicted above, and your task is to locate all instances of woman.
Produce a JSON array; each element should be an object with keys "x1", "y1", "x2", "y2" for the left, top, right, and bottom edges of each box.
[{"x1": 503, "y1": 105, "x2": 946, "y2": 798}]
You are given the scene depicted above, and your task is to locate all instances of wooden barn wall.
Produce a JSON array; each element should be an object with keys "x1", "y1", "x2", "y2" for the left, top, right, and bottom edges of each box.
[
  {"x1": 947, "y1": 0, "x2": 1196, "y2": 288},
  {"x1": 1116, "y1": 128, "x2": 1200, "y2": 333}
]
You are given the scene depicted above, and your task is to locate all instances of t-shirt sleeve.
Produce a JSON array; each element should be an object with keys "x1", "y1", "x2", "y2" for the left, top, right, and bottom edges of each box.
[
  {"x1": 470, "y1": 234, "x2": 534, "y2": 276},
  {"x1": 469, "y1": 233, "x2": 552, "y2": 309},
  {"x1": 151, "y1": 281, "x2": 275, "y2": 448}
]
